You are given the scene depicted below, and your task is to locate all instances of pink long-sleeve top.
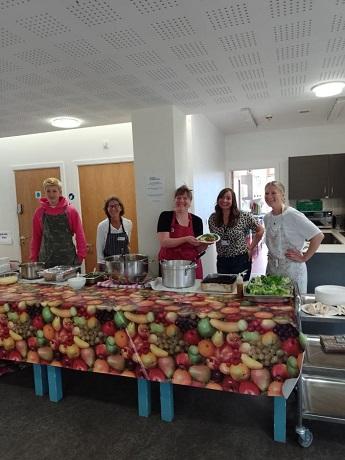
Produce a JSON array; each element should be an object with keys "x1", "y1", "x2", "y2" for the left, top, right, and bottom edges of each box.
[{"x1": 30, "y1": 196, "x2": 87, "y2": 262}]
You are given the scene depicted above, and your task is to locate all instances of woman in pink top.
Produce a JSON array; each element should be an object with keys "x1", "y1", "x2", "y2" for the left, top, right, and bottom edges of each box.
[{"x1": 30, "y1": 177, "x2": 87, "y2": 268}]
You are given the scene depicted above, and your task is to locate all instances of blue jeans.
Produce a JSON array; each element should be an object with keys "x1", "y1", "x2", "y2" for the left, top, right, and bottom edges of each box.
[{"x1": 216, "y1": 253, "x2": 252, "y2": 281}]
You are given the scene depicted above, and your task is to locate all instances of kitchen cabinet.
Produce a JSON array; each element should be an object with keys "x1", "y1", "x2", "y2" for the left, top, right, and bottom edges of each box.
[
  {"x1": 289, "y1": 153, "x2": 345, "y2": 199},
  {"x1": 329, "y1": 153, "x2": 345, "y2": 198}
]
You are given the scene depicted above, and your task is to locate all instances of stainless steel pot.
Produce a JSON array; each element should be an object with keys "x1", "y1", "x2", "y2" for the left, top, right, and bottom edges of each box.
[
  {"x1": 19, "y1": 262, "x2": 45, "y2": 280},
  {"x1": 105, "y1": 254, "x2": 149, "y2": 284},
  {"x1": 160, "y1": 259, "x2": 197, "y2": 288}
]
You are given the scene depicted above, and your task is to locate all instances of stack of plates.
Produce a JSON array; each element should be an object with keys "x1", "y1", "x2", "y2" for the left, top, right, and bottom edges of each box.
[{"x1": 315, "y1": 285, "x2": 345, "y2": 306}]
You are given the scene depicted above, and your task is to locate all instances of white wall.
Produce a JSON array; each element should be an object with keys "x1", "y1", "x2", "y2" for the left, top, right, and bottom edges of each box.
[
  {"x1": 226, "y1": 124, "x2": 345, "y2": 197},
  {"x1": 189, "y1": 114, "x2": 226, "y2": 275},
  {"x1": 0, "y1": 123, "x2": 133, "y2": 259},
  {"x1": 131, "y1": 106, "x2": 184, "y2": 274}
]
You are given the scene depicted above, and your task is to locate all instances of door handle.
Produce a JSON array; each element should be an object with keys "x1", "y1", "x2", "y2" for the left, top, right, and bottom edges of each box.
[
  {"x1": 19, "y1": 235, "x2": 27, "y2": 245},
  {"x1": 86, "y1": 243, "x2": 93, "y2": 254},
  {"x1": 331, "y1": 186, "x2": 334, "y2": 197}
]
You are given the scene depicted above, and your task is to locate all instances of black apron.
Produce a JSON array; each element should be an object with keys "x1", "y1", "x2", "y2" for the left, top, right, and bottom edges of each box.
[
  {"x1": 103, "y1": 219, "x2": 129, "y2": 257},
  {"x1": 39, "y1": 212, "x2": 77, "y2": 268}
]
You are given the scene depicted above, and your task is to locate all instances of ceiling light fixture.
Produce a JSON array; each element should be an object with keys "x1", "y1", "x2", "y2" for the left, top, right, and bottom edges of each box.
[
  {"x1": 311, "y1": 81, "x2": 345, "y2": 98},
  {"x1": 50, "y1": 116, "x2": 82, "y2": 128}
]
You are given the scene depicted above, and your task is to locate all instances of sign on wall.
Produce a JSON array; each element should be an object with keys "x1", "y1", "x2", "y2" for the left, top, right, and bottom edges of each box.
[{"x1": 0, "y1": 231, "x2": 12, "y2": 244}]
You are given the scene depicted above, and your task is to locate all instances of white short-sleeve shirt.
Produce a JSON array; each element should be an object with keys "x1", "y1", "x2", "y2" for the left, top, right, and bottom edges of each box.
[{"x1": 264, "y1": 206, "x2": 321, "y2": 258}]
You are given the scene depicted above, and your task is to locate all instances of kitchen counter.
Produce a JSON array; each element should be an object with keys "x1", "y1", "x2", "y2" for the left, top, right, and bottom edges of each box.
[
  {"x1": 307, "y1": 230, "x2": 345, "y2": 291},
  {"x1": 315, "y1": 229, "x2": 345, "y2": 253}
]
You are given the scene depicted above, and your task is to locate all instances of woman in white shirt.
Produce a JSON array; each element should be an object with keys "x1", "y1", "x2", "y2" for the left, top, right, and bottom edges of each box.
[
  {"x1": 264, "y1": 181, "x2": 324, "y2": 293},
  {"x1": 96, "y1": 196, "x2": 132, "y2": 270}
]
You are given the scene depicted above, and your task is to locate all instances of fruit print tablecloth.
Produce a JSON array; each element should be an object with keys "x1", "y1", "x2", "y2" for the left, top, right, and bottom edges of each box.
[{"x1": 0, "y1": 283, "x2": 303, "y2": 397}]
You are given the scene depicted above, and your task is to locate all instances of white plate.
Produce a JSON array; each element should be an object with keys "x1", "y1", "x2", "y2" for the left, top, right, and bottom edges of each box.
[
  {"x1": 301, "y1": 302, "x2": 339, "y2": 316},
  {"x1": 196, "y1": 233, "x2": 220, "y2": 244},
  {"x1": 315, "y1": 285, "x2": 345, "y2": 306}
]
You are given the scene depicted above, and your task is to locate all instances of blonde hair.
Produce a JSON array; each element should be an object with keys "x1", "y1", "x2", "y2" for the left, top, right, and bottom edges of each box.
[
  {"x1": 265, "y1": 180, "x2": 286, "y2": 202},
  {"x1": 43, "y1": 177, "x2": 62, "y2": 192}
]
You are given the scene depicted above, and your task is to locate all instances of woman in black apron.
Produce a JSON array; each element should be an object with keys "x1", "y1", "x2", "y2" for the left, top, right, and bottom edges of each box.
[{"x1": 96, "y1": 196, "x2": 132, "y2": 270}]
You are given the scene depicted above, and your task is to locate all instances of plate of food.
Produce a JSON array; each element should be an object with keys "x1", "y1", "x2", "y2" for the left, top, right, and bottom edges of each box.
[
  {"x1": 301, "y1": 302, "x2": 339, "y2": 316},
  {"x1": 196, "y1": 233, "x2": 220, "y2": 244}
]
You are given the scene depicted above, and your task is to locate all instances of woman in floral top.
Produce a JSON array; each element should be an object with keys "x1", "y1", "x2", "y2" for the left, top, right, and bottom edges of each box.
[{"x1": 208, "y1": 188, "x2": 264, "y2": 280}]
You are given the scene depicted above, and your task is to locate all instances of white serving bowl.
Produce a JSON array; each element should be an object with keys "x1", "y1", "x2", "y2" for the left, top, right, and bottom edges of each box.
[
  {"x1": 67, "y1": 276, "x2": 86, "y2": 290},
  {"x1": 315, "y1": 285, "x2": 345, "y2": 306}
]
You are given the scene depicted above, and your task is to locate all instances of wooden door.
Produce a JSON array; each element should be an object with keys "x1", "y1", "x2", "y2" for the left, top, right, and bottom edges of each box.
[
  {"x1": 14, "y1": 167, "x2": 61, "y2": 262},
  {"x1": 78, "y1": 162, "x2": 138, "y2": 273}
]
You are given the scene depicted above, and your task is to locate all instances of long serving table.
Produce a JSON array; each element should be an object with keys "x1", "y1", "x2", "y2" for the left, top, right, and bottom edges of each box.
[{"x1": 0, "y1": 282, "x2": 304, "y2": 442}]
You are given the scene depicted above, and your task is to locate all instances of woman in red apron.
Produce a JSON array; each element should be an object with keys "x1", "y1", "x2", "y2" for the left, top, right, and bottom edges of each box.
[{"x1": 157, "y1": 185, "x2": 207, "y2": 279}]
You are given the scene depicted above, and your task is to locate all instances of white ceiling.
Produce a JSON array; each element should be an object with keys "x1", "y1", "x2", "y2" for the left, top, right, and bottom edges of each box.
[{"x1": 1, "y1": 0, "x2": 345, "y2": 138}]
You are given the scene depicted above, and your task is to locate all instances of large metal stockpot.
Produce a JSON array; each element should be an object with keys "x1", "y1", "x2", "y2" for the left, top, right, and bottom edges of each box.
[
  {"x1": 105, "y1": 254, "x2": 149, "y2": 284},
  {"x1": 19, "y1": 262, "x2": 45, "y2": 279},
  {"x1": 160, "y1": 259, "x2": 197, "y2": 288}
]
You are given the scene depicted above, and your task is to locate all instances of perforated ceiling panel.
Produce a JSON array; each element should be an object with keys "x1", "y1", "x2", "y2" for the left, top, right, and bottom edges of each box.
[
  {"x1": 16, "y1": 13, "x2": 70, "y2": 38},
  {"x1": 151, "y1": 17, "x2": 195, "y2": 40},
  {"x1": 56, "y1": 39, "x2": 100, "y2": 57},
  {"x1": 66, "y1": 0, "x2": 122, "y2": 26},
  {"x1": 0, "y1": 0, "x2": 30, "y2": 10},
  {"x1": 0, "y1": 27, "x2": 24, "y2": 47},
  {"x1": 170, "y1": 41, "x2": 208, "y2": 59},
  {"x1": 205, "y1": 4, "x2": 250, "y2": 30},
  {"x1": 15, "y1": 49, "x2": 59, "y2": 66},
  {"x1": 85, "y1": 58, "x2": 122, "y2": 74},
  {"x1": 129, "y1": 0, "x2": 179, "y2": 14},
  {"x1": 0, "y1": 0, "x2": 344, "y2": 137},
  {"x1": 102, "y1": 29, "x2": 146, "y2": 49}
]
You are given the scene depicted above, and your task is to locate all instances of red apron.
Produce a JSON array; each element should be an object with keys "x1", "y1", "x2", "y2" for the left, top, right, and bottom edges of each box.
[{"x1": 158, "y1": 212, "x2": 203, "y2": 279}]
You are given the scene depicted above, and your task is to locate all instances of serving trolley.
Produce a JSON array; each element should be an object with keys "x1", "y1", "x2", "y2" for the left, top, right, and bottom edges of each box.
[{"x1": 295, "y1": 293, "x2": 345, "y2": 447}]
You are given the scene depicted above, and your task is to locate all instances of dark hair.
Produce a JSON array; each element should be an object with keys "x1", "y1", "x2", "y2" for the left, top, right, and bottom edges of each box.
[
  {"x1": 175, "y1": 185, "x2": 193, "y2": 200},
  {"x1": 103, "y1": 196, "x2": 124, "y2": 219},
  {"x1": 214, "y1": 188, "x2": 240, "y2": 227}
]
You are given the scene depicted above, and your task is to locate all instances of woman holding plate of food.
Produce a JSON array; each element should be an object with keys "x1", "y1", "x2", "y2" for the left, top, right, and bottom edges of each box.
[
  {"x1": 208, "y1": 188, "x2": 264, "y2": 280},
  {"x1": 157, "y1": 185, "x2": 208, "y2": 279}
]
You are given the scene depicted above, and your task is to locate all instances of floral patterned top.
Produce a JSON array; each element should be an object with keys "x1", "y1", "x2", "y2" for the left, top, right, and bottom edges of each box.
[{"x1": 208, "y1": 211, "x2": 259, "y2": 257}]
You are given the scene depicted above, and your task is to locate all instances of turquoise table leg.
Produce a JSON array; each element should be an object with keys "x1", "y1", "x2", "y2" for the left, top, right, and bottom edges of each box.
[
  {"x1": 274, "y1": 396, "x2": 286, "y2": 443},
  {"x1": 137, "y1": 378, "x2": 151, "y2": 417},
  {"x1": 47, "y1": 365, "x2": 63, "y2": 402},
  {"x1": 160, "y1": 382, "x2": 174, "y2": 422},
  {"x1": 33, "y1": 364, "x2": 48, "y2": 396}
]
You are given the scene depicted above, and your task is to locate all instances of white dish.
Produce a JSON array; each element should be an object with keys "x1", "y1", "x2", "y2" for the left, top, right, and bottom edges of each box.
[
  {"x1": 315, "y1": 285, "x2": 345, "y2": 306},
  {"x1": 301, "y1": 302, "x2": 339, "y2": 316},
  {"x1": 68, "y1": 276, "x2": 86, "y2": 290},
  {"x1": 196, "y1": 233, "x2": 220, "y2": 244}
]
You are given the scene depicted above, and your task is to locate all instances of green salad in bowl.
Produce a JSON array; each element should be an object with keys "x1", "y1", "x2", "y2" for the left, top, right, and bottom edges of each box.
[{"x1": 245, "y1": 275, "x2": 293, "y2": 297}]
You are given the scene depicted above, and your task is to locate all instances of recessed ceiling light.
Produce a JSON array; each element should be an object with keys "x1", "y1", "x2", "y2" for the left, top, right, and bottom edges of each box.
[
  {"x1": 50, "y1": 116, "x2": 82, "y2": 128},
  {"x1": 311, "y1": 82, "x2": 345, "y2": 98}
]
